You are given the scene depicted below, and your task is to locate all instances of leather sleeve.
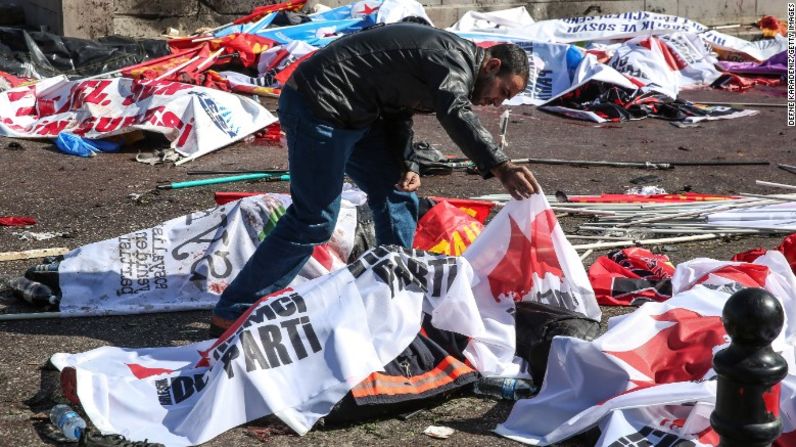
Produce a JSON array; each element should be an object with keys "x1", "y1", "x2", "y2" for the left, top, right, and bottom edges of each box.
[
  {"x1": 427, "y1": 49, "x2": 509, "y2": 178},
  {"x1": 382, "y1": 112, "x2": 419, "y2": 174}
]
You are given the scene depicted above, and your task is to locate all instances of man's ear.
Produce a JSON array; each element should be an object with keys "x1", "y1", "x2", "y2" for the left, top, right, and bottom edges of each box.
[{"x1": 485, "y1": 57, "x2": 502, "y2": 75}]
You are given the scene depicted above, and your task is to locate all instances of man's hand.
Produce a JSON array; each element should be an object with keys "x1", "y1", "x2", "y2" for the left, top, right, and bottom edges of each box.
[
  {"x1": 490, "y1": 161, "x2": 540, "y2": 200},
  {"x1": 396, "y1": 170, "x2": 421, "y2": 192}
]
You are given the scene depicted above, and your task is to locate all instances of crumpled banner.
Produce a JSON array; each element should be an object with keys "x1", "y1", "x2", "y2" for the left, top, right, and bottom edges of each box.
[
  {"x1": 414, "y1": 200, "x2": 483, "y2": 256},
  {"x1": 733, "y1": 233, "x2": 796, "y2": 274},
  {"x1": 57, "y1": 190, "x2": 364, "y2": 315},
  {"x1": 588, "y1": 247, "x2": 675, "y2": 306},
  {"x1": 51, "y1": 246, "x2": 484, "y2": 446},
  {"x1": 497, "y1": 251, "x2": 796, "y2": 446},
  {"x1": 0, "y1": 76, "x2": 276, "y2": 162}
]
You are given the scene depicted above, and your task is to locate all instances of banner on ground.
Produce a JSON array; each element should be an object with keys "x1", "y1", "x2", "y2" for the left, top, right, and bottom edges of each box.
[
  {"x1": 450, "y1": 10, "x2": 786, "y2": 61},
  {"x1": 57, "y1": 191, "x2": 364, "y2": 315},
  {"x1": 0, "y1": 76, "x2": 275, "y2": 161},
  {"x1": 496, "y1": 251, "x2": 796, "y2": 446},
  {"x1": 463, "y1": 193, "x2": 600, "y2": 377},
  {"x1": 52, "y1": 246, "x2": 486, "y2": 446}
]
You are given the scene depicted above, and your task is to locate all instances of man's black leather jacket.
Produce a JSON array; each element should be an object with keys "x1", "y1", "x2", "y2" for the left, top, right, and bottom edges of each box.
[{"x1": 290, "y1": 22, "x2": 509, "y2": 176}]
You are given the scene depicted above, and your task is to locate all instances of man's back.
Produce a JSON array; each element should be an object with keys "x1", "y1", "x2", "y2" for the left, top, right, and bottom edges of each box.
[{"x1": 292, "y1": 23, "x2": 483, "y2": 128}]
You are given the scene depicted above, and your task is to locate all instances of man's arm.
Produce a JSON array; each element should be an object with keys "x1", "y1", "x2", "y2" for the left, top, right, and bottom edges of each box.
[
  {"x1": 427, "y1": 50, "x2": 539, "y2": 197},
  {"x1": 382, "y1": 112, "x2": 421, "y2": 192}
]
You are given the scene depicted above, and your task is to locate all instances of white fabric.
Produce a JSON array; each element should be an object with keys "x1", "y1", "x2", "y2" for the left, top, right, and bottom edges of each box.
[
  {"x1": 450, "y1": 10, "x2": 785, "y2": 61},
  {"x1": 376, "y1": 0, "x2": 433, "y2": 26},
  {"x1": 58, "y1": 191, "x2": 362, "y2": 315},
  {"x1": 496, "y1": 251, "x2": 796, "y2": 446},
  {"x1": 0, "y1": 76, "x2": 275, "y2": 161},
  {"x1": 52, "y1": 247, "x2": 483, "y2": 446},
  {"x1": 707, "y1": 202, "x2": 796, "y2": 231},
  {"x1": 463, "y1": 194, "x2": 600, "y2": 377},
  {"x1": 448, "y1": 7, "x2": 534, "y2": 34}
]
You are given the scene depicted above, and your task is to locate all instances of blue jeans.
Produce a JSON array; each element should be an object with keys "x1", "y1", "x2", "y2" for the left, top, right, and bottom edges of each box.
[{"x1": 213, "y1": 86, "x2": 419, "y2": 321}]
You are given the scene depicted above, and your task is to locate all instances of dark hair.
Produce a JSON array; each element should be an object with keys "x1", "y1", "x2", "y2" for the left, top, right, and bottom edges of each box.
[
  {"x1": 486, "y1": 43, "x2": 530, "y2": 88},
  {"x1": 400, "y1": 16, "x2": 432, "y2": 26}
]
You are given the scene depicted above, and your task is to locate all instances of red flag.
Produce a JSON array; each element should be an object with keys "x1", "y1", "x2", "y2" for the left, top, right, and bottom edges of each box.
[
  {"x1": 605, "y1": 308, "x2": 726, "y2": 389},
  {"x1": 413, "y1": 201, "x2": 482, "y2": 256},
  {"x1": 487, "y1": 209, "x2": 564, "y2": 302},
  {"x1": 233, "y1": 0, "x2": 307, "y2": 25},
  {"x1": 589, "y1": 248, "x2": 675, "y2": 306}
]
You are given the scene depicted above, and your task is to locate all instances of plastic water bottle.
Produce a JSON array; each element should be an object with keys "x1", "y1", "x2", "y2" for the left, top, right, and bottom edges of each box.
[
  {"x1": 49, "y1": 404, "x2": 86, "y2": 441},
  {"x1": 472, "y1": 377, "x2": 537, "y2": 400}
]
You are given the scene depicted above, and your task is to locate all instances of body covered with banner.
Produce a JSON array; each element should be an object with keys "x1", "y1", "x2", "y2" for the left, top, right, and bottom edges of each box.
[
  {"x1": 463, "y1": 193, "x2": 600, "y2": 377},
  {"x1": 57, "y1": 190, "x2": 365, "y2": 315},
  {"x1": 50, "y1": 195, "x2": 600, "y2": 444},
  {"x1": 51, "y1": 247, "x2": 486, "y2": 446},
  {"x1": 0, "y1": 75, "x2": 275, "y2": 160},
  {"x1": 496, "y1": 251, "x2": 796, "y2": 446}
]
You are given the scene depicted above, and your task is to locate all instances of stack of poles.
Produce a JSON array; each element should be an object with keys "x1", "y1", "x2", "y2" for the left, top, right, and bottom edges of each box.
[{"x1": 472, "y1": 180, "x2": 796, "y2": 261}]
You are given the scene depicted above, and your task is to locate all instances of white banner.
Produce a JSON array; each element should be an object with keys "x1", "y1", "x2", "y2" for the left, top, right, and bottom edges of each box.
[
  {"x1": 451, "y1": 10, "x2": 786, "y2": 61},
  {"x1": 496, "y1": 251, "x2": 796, "y2": 446},
  {"x1": 463, "y1": 194, "x2": 600, "y2": 377},
  {"x1": 707, "y1": 202, "x2": 796, "y2": 231},
  {"x1": 0, "y1": 76, "x2": 275, "y2": 161},
  {"x1": 58, "y1": 191, "x2": 363, "y2": 315},
  {"x1": 52, "y1": 247, "x2": 484, "y2": 446}
]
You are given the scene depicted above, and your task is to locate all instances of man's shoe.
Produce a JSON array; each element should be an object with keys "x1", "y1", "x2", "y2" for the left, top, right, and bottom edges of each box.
[
  {"x1": 79, "y1": 429, "x2": 165, "y2": 447},
  {"x1": 209, "y1": 314, "x2": 235, "y2": 338}
]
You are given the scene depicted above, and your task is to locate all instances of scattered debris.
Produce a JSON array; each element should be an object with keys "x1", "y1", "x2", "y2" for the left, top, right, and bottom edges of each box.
[
  {"x1": 135, "y1": 148, "x2": 181, "y2": 165},
  {"x1": 423, "y1": 425, "x2": 455, "y2": 440},
  {"x1": 12, "y1": 231, "x2": 69, "y2": 241}
]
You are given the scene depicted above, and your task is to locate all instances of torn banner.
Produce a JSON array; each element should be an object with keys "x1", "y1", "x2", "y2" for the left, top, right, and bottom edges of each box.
[
  {"x1": 57, "y1": 191, "x2": 365, "y2": 315},
  {"x1": 51, "y1": 247, "x2": 486, "y2": 446},
  {"x1": 496, "y1": 251, "x2": 796, "y2": 446},
  {"x1": 0, "y1": 75, "x2": 275, "y2": 161}
]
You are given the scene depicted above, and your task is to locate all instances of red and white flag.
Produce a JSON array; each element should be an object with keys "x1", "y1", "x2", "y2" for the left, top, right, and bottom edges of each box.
[
  {"x1": 0, "y1": 76, "x2": 275, "y2": 162},
  {"x1": 496, "y1": 250, "x2": 796, "y2": 446},
  {"x1": 463, "y1": 194, "x2": 600, "y2": 377}
]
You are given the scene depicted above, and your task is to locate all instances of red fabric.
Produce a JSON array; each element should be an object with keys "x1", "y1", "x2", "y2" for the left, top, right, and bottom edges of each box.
[
  {"x1": 758, "y1": 15, "x2": 787, "y2": 37},
  {"x1": 0, "y1": 70, "x2": 30, "y2": 88},
  {"x1": 232, "y1": 0, "x2": 307, "y2": 25},
  {"x1": 0, "y1": 216, "x2": 36, "y2": 226},
  {"x1": 730, "y1": 233, "x2": 796, "y2": 274},
  {"x1": 274, "y1": 52, "x2": 314, "y2": 86},
  {"x1": 413, "y1": 201, "x2": 482, "y2": 256},
  {"x1": 779, "y1": 234, "x2": 796, "y2": 273},
  {"x1": 210, "y1": 33, "x2": 277, "y2": 68},
  {"x1": 255, "y1": 122, "x2": 283, "y2": 145},
  {"x1": 588, "y1": 247, "x2": 675, "y2": 306},
  {"x1": 427, "y1": 197, "x2": 494, "y2": 224},
  {"x1": 713, "y1": 73, "x2": 782, "y2": 92},
  {"x1": 122, "y1": 46, "x2": 209, "y2": 80},
  {"x1": 731, "y1": 247, "x2": 768, "y2": 263},
  {"x1": 569, "y1": 193, "x2": 738, "y2": 203}
]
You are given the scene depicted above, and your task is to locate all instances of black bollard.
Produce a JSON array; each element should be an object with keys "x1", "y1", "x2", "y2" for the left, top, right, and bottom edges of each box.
[{"x1": 711, "y1": 287, "x2": 788, "y2": 447}]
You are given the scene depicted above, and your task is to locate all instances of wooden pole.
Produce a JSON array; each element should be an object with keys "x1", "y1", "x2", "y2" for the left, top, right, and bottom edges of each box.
[{"x1": 0, "y1": 247, "x2": 70, "y2": 262}]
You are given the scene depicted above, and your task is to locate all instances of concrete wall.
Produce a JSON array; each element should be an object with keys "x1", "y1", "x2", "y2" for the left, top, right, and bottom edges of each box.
[{"x1": 18, "y1": 0, "x2": 791, "y2": 38}]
